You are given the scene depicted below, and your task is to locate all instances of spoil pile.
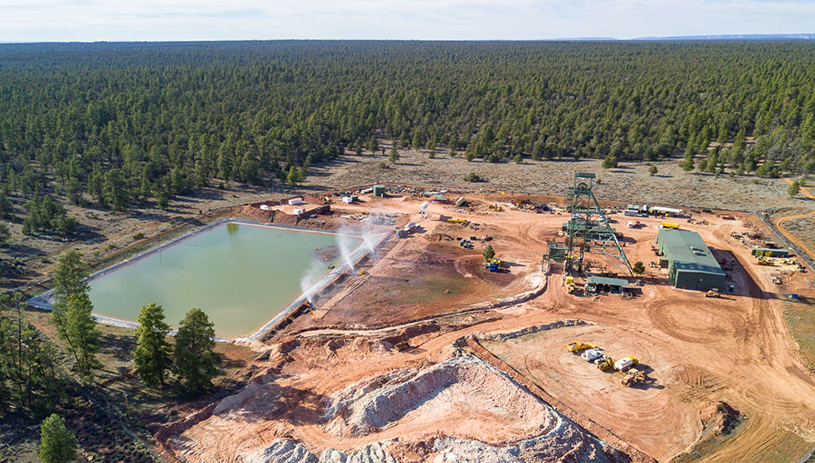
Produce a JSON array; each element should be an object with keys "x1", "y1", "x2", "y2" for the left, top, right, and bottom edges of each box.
[
  {"x1": 323, "y1": 356, "x2": 555, "y2": 441},
  {"x1": 247, "y1": 440, "x2": 398, "y2": 463}
]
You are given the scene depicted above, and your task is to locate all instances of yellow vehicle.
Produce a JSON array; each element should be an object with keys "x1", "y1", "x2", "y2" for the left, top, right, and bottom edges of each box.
[
  {"x1": 566, "y1": 283, "x2": 577, "y2": 293},
  {"x1": 622, "y1": 370, "x2": 648, "y2": 387},
  {"x1": 757, "y1": 257, "x2": 775, "y2": 266},
  {"x1": 661, "y1": 222, "x2": 680, "y2": 229},
  {"x1": 566, "y1": 341, "x2": 596, "y2": 353},
  {"x1": 596, "y1": 356, "x2": 614, "y2": 371},
  {"x1": 705, "y1": 288, "x2": 721, "y2": 298},
  {"x1": 447, "y1": 218, "x2": 468, "y2": 223}
]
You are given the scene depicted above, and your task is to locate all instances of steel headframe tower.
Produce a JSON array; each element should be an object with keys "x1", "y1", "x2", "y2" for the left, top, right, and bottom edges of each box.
[{"x1": 565, "y1": 173, "x2": 633, "y2": 276}]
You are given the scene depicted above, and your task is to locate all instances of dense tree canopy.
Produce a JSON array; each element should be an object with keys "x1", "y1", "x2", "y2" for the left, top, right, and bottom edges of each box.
[{"x1": 0, "y1": 41, "x2": 814, "y2": 215}]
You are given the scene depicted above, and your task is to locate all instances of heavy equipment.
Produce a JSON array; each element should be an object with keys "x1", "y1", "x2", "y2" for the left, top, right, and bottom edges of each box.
[
  {"x1": 757, "y1": 257, "x2": 775, "y2": 266},
  {"x1": 566, "y1": 341, "x2": 596, "y2": 353},
  {"x1": 596, "y1": 356, "x2": 614, "y2": 371},
  {"x1": 705, "y1": 288, "x2": 721, "y2": 298},
  {"x1": 614, "y1": 356, "x2": 638, "y2": 372},
  {"x1": 622, "y1": 370, "x2": 648, "y2": 387},
  {"x1": 485, "y1": 258, "x2": 501, "y2": 272},
  {"x1": 582, "y1": 348, "x2": 604, "y2": 362}
]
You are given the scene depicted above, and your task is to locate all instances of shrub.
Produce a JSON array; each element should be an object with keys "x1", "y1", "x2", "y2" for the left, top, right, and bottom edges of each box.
[{"x1": 464, "y1": 172, "x2": 484, "y2": 182}]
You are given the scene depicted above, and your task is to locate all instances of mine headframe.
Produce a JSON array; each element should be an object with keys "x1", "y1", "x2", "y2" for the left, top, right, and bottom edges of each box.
[{"x1": 563, "y1": 173, "x2": 633, "y2": 276}]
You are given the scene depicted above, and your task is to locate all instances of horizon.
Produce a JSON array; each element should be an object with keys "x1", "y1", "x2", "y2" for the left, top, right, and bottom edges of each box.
[
  {"x1": 1, "y1": 0, "x2": 814, "y2": 43},
  {"x1": 1, "y1": 33, "x2": 815, "y2": 46}
]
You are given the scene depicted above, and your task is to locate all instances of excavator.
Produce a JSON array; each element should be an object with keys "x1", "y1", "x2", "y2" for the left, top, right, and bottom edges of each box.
[{"x1": 566, "y1": 341, "x2": 596, "y2": 353}]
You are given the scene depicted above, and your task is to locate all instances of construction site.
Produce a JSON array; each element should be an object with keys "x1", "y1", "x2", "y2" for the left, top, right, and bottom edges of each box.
[{"x1": 156, "y1": 173, "x2": 815, "y2": 463}]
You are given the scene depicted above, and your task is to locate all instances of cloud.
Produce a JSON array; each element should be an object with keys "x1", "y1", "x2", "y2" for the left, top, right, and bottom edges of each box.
[{"x1": 0, "y1": 0, "x2": 813, "y2": 42}]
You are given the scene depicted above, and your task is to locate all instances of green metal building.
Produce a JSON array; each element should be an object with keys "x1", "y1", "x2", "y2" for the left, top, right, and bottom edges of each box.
[
  {"x1": 656, "y1": 229, "x2": 726, "y2": 291},
  {"x1": 585, "y1": 276, "x2": 629, "y2": 293}
]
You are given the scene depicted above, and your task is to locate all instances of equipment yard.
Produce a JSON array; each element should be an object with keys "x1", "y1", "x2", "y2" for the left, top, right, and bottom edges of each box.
[{"x1": 140, "y1": 181, "x2": 814, "y2": 462}]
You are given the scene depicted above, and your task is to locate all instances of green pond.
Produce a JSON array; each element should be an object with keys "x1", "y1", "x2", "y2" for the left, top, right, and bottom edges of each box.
[{"x1": 89, "y1": 223, "x2": 358, "y2": 337}]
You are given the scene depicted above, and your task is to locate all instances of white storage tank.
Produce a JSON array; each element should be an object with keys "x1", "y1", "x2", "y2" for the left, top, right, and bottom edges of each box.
[{"x1": 614, "y1": 357, "x2": 638, "y2": 371}]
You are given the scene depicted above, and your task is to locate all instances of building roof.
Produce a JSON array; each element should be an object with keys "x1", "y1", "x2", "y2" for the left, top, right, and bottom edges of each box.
[
  {"x1": 752, "y1": 247, "x2": 788, "y2": 253},
  {"x1": 586, "y1": 276, "x2": 630, "y2": 287},
  {"x1": 658, "y1": 229, "x2": 726, "y2": 276}
]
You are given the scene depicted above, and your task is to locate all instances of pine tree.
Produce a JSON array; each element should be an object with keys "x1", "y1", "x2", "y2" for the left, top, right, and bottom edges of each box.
[
  {"x1": 482, "y1": 245, "x2": 495, "y2": 262},
  {"x1": 788, "y1": 180, "x2": 801, "y2": 198},
  {"x1": 0, "y1": 222, "x2": 9, "y2": 245},
  {"x1": 135, "y1": 303, "x2": 172, "y2": 387},
  {"x1": 0, "y1": 189, "x2": 13, "y2": 219},
  {"x1": 53, "y1": 251, "x2": 89, "y2": 301},
  {"x1": 60, "y1": 293, "x2": 101, "y2": 381},
  {"x1": 287, "y1": 166, "x2": 300, "y2": 186},
  {"x1": 632, "y1": 261, "x2": 646, "y2": 275},
  {"x1": 103, "y1": 169, "x2": 129, "y2": 211},
  {"x1": 39, "y1": 414, "x2": 77, "y2": 463},
  {"x1": 174, "y1": 308, "x2": 218, "y2": 394},
  {"x1": 52, "y1": 252, "x2": 99, "y2": 381},
  {"x1": 367, "y1": 136, "x2": 378, "y2": 154}
]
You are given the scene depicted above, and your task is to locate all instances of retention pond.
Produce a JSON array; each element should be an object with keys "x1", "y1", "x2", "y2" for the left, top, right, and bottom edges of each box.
[{"x1": 87, "y1": 222, "x2": 361, "y2": 338}]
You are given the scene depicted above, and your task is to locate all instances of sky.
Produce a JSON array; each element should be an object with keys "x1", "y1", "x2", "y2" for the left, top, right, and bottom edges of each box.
[{"x1": 0, "y1": 0, "x2": 813, "y2": 43}]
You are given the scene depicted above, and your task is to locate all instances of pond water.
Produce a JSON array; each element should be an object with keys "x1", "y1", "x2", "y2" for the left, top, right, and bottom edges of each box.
[{"x1": 88, "y1": 223, "x2": 357, "y2": 337}]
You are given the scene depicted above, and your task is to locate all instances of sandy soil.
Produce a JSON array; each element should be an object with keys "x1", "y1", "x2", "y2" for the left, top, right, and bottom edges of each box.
[
  {"x1": 159, "y1": 190, "x2": 815, "y2": 463},
  {"x1": 304, "y1": 146, "x2": 801, "y2": 213}
]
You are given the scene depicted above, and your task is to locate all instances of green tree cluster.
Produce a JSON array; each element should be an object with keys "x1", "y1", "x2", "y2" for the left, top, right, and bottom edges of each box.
[
  {"x1": 134, "y1": 304, "x2": 219, "y2": 394},
  {"x1": 0, "y1": 293, "x2": 64, "y2": 416},
  {"x1": 22, "y1": 196, "x2": 78, "y2": 236},
  {"x1": 1, "y1": 41, "x2": 815, "y2": 224}
]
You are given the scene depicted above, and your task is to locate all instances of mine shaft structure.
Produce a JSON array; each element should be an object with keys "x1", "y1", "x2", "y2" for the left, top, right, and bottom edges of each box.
[{"x1": 560, "y1": 172, "x2": 633, "y2": 276}]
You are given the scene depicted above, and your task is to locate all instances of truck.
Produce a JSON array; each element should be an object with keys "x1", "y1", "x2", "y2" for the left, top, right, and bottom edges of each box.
[
  {"x1": 566, "y1": 341, "x2": 596, "y2": 353},
  {"x1": 581, "y1": 348, "x2": 604, "y2": 362},
  {"x1": 614, "y1": 357, "x2": 638, "y2": 372}
]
